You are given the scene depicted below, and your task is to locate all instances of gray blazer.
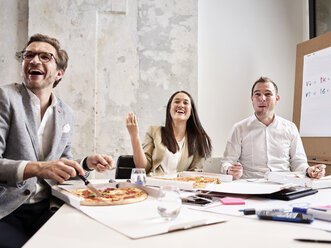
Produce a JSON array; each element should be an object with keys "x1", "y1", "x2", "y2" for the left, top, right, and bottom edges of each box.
[{"x1": 0, "y1": 83, "x2": 74, "y2": 218}]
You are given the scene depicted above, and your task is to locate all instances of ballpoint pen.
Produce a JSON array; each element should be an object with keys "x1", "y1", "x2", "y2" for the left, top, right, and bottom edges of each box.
[
  {"x1": 294, "y1": 238, "x2": 331, "y2": 244},
  {"x1": 310, "y1": 206, "x2": 331, "y2": 212}
]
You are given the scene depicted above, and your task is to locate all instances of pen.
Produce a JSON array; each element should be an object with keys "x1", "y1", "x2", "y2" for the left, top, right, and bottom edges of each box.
[
  {"x1": 239, "y1": 208, "x2": 287, "y2": 215},
  {"x1": 310, "y1": 207, "x2": 331, "y2": 212},
  {"x1": 294, "y1": 238, "x2": 331, "y2": 244},
  {"x1": 292, "y1": 207, "x2": 331, "y2": 221}
]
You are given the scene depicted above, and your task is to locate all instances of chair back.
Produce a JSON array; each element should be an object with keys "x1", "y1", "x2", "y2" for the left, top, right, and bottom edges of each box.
[{"x1": 115, "y1": 155, "x2": 136, "y2": 179}]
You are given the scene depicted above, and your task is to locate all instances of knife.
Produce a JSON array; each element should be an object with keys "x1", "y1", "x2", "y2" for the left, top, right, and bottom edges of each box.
[
  {"x1": 116, "y1": 182, "x2": 160, "y2": 198},
  {"x1": 76, "y1": 172, "x2": 102, "y2": 197}
]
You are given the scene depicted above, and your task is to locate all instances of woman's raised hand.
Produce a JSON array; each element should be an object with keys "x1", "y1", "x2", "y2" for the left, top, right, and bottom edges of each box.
[{"x1": 126, "y1": 112, "x2": 139, "y2": 138}]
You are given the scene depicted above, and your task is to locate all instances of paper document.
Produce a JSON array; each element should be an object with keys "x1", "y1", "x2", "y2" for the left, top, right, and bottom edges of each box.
[
  {"x1": 265, "y1": 172, "x2": 331, "y2": 189},
  {"x1": 197, "y1": 188, "x2": 331, "y2": 232},
  {"x1": 80, "y1": 198, "x2": 228, "y2": 239},
  {"x1": 204, "y1": 180, "x2": 286, "y2": 194}
]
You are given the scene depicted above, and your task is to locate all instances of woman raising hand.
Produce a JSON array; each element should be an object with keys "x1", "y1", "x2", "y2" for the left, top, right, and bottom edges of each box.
[{"x1": 126, "y1": 91, "x2": 212, "y2": 176}]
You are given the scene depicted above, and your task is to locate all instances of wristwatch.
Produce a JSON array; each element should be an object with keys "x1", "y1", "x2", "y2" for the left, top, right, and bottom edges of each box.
[{"x1": 83, "y1": 157, "x2": 93, "y2": 171}]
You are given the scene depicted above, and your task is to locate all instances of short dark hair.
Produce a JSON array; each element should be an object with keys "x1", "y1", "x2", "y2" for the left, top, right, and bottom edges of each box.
[
  {"x1": 251, "y1": 76, "x2": 278, "y2": 96},
  {"x1": 161, "y1": 90, "x2": 212, "y2": 158},
  {"x1": 22, "y1": 33, "x2": 69, "y2": 88}
]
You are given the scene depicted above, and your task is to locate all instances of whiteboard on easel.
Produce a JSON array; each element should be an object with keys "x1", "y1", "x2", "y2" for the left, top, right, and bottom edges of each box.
[{"x1": 300, "y1": 46, "x2": 331, "y2": 137}]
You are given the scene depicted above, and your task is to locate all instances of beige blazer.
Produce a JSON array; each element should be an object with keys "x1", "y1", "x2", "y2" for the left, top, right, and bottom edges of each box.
[{"x1": 143, "y1": 126, "x2": 204, "y2": 176}]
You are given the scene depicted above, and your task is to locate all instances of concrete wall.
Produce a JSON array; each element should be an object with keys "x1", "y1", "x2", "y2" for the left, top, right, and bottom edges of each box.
[
  {"x1": 198, "y1": 0, "x2": 309, "y2": 157},
  {"x1": 0, "y1": 0, "x2": 197, "y2": 177},
  {"x1": 0, "y1": 0, "x2": 28, "y2": 85},
  {"x1": 0, "y1": 0, "x2": 309, "y2": 176}
]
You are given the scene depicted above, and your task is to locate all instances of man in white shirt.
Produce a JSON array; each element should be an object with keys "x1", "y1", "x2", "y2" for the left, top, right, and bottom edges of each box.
[
  {"x1": 0, "y1": 34, "x2": 115, "y2": 247},
  {"x1": 221, "y1": 76, "x2": 326, "y2": 180}
]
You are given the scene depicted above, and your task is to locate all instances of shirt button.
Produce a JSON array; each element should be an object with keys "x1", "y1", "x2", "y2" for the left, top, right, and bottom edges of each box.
[{"x1": 24, "y1": 189, "x2": 30, "y2": 195}]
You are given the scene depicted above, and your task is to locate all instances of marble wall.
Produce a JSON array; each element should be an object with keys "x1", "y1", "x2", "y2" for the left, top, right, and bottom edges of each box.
[{"x1": 0, "y1": 0, "x2": 197, "y2": 176}]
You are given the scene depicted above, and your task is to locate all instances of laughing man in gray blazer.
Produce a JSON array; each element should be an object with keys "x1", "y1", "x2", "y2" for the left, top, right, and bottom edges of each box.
[{"x1": 0, "y1": 34, "x2": 115, "y2": 248}]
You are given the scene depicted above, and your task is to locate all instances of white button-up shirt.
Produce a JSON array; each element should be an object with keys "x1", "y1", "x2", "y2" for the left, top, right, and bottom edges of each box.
[
  {"x1": 221, "y1": 115, "x2": 308, "y2": 179},
  {"x1": 17, "y1": 88, "x2": 57, "y2": 203}
]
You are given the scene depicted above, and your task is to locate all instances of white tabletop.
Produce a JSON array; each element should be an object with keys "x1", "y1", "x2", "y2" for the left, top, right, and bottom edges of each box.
[{"x1": 24, "y1": 201, "x2": 330, "y2": 248}]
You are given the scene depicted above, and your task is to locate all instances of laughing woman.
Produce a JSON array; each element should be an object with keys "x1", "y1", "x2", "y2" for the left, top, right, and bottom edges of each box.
[{"x1": 126, "y1": 91, "x2": 212, "y2": 176}]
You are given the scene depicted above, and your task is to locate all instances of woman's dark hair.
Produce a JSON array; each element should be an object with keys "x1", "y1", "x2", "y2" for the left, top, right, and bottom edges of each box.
[{"x1": 161, "y1": 91, "x2": 212, "y2": 158}]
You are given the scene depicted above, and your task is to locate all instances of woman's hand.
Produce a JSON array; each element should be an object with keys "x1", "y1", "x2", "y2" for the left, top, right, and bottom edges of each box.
[
  {"x1": 125, "y1": 112, "x2": 147, "y2": 169},
  {"x1": 126, "y1": 112, "x2": 139, "y2": 138}
]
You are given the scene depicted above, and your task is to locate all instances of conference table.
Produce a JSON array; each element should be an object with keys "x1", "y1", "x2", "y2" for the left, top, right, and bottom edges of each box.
[{"x1": 23, "y1": 182, "x2": 331, "y2": 248}]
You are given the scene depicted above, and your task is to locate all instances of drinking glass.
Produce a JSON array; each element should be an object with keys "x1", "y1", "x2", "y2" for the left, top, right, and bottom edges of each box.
[
  {"x1": 130, "y1": 168, "x2": 147, "y2": 185},
  {"x1": 157, "y1": 185, "x2": 182, "y2": 221}
]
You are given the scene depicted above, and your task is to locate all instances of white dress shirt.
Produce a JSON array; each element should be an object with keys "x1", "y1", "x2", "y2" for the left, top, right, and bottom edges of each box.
[
  {"x1": 221, "y1": 114, "x2": 309, "y2": 179},
  {"x1": 17, "y1": 88, "x2": 57, "y2": 203}
]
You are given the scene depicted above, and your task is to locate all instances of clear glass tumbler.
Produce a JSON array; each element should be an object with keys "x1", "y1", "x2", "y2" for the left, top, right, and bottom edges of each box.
[
  {"x1": 157, "y1": 185, "x2": 182, "y2": 220},
  {"x1": 130, "y1": 168, "x2": 147, "y2": 185}
]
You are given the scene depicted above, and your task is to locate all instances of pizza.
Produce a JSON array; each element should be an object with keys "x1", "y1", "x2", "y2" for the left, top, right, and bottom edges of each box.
[
  {"x1": 72, "y1": 187, "x2": 148, "y2": 206},
  {"x1": 162, "y1": 176, "x2": 221, "y2": 188}
]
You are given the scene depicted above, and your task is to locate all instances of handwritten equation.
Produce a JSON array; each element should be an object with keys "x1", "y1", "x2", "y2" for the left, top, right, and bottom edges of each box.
[
  {"x1": 304, "y1": 76, "x2": 330, "y2": 98},
  {"x1": 300, "y1": 46, "x2": 331, "y2": 137}
]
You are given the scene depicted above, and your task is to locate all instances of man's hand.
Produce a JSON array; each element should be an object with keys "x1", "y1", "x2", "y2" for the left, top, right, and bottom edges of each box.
[
  {"x1": 227, "y1": 163, "x2": 243, "y2": 180},
  {"x1": 86, "y1": 154, "x2": 115, "y2": 172},
  {"x1": 24, "y1": 158, "x2": 85, "y2": 183},
  {"x1": 307, "y1": 164, "x2": 326, "y2": 179}
]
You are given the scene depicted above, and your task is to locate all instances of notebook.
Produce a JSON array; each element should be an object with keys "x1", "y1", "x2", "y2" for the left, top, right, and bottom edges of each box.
[{"x1": 257, "y1": 186, "x2": 318, "y2": 201}]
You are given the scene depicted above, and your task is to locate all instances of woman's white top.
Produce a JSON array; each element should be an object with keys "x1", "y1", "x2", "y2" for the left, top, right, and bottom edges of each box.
[{"x1": 161, "y1": 138, "x2": 185, "y2": 177}]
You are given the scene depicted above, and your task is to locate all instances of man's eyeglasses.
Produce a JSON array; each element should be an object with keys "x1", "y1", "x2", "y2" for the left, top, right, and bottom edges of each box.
[{"x1": 21, "y1": 51, "x2": 57, "y2": 64}]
